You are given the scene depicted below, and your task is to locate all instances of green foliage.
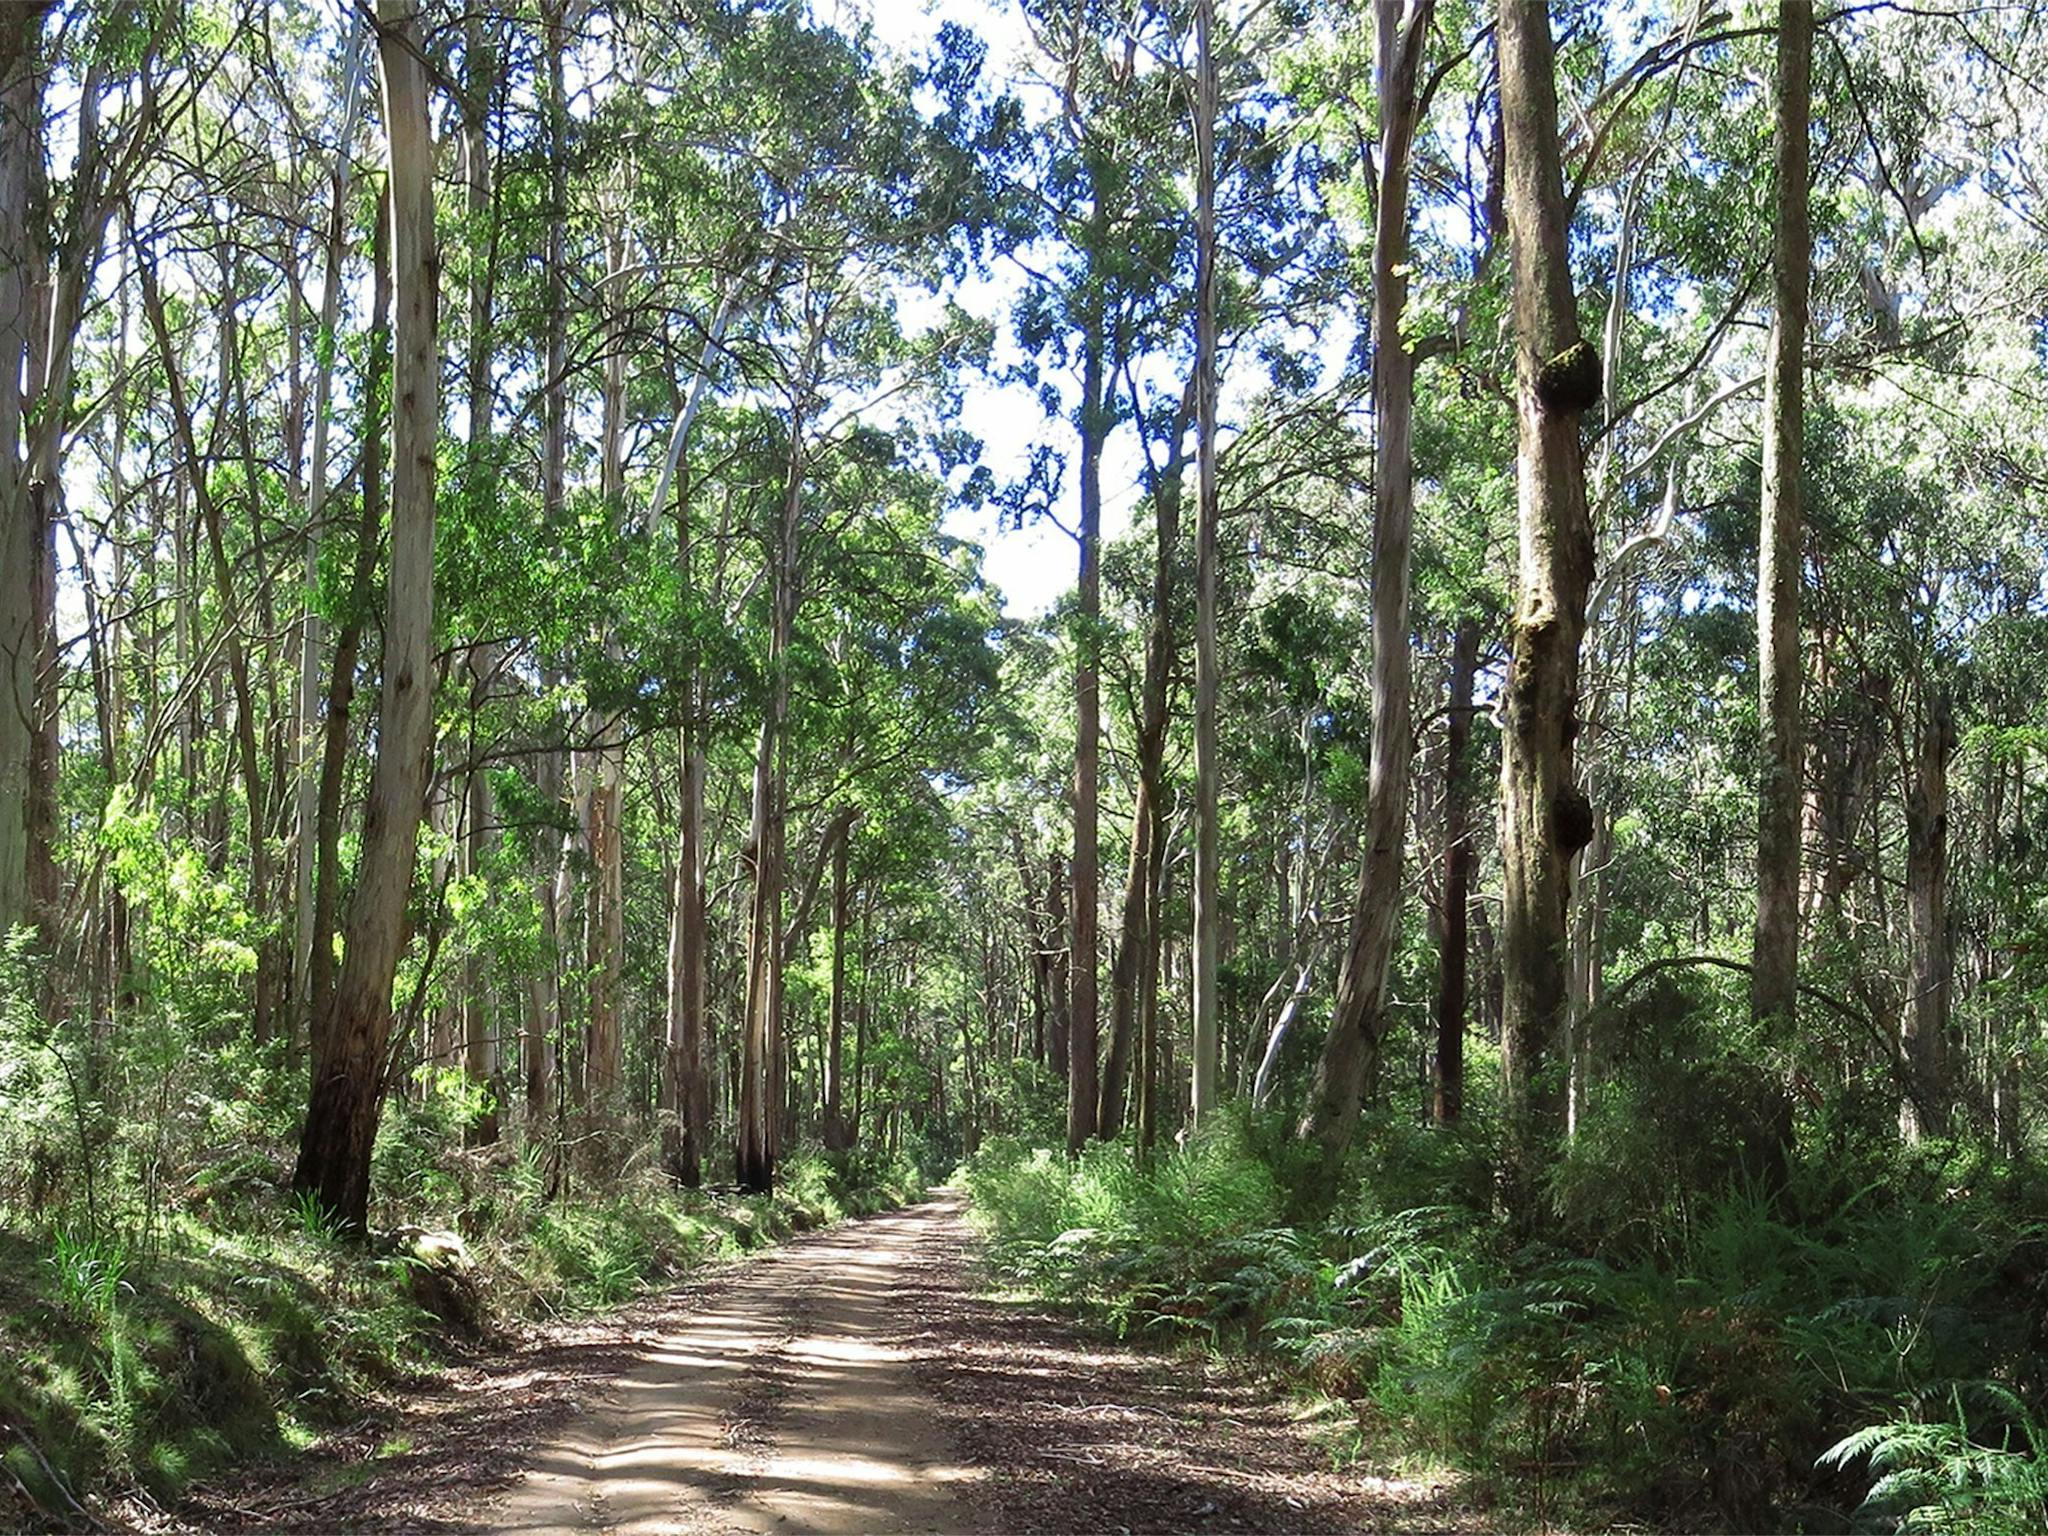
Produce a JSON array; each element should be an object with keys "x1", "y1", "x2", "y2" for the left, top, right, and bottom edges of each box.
[
  {"x1": 0, "y1": 1110, "x2": 920, "y2": 1518},
  {"x1": 1823, "y1": 1386, "x2": 2048, "y2": 1534},
  {"x1": 46, "y1": 1227, "x2": 133, "y2": 1320},
  {"x1": 964, "y1": 1105, "x2": 2048, "y2": 1531}
]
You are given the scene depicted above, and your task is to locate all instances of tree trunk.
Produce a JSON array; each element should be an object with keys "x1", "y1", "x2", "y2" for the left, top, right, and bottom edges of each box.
[
  {"x1": 1101, "y1": 777, "x2": 1156, "y2": 1137},
  {"x1": 457, "y1": 10, "x2": 500, "y2": 1145},
  {"x1": 1067, "y1": 323, "x2": 1105, "y2": 1153},
  {"x1": 462, "y1": 656, "x2": 499, "y2": 1146},
  {"x1": 1901, "y1": 693, "x2": 1953, "y2": 1143},
  {"x1": 663, "y1": 721, "x2": 709, "y2": 1183},
  {"x1": 527, "y1": 737, "x2": 561, "y2": 1129},
  {"x1": 311, "y1": 191, "x2": 392, "y2": 1031},
  {"x1": 1189, "y1": 0, "x2": 1223, "y2": 1129},
  {"x1": 1297, "y1": 0, "x2": 1434, "y2": 1156},
  {"x1": 656, "y1": 295, "x2": 735, "y2": 1186},
  {"x1": 1495, "y1": 0, "x2": 1597, "y2": 1212},
  {"x1": 525, "y1": 5, "x2": 572, "y2": 1142},
  {"x1": 823, "y1": 811, "x2": 855, "y2": 1150},
  {"x1": 294, "y1": 27, "x2": 368, "y2": 1037},
  {"x1": 1137, "y1": 814, "x2": 1173, "y2": 1156},
  {"x1": 1432, "y1": 617, "x2": 1479, "y2": 1125},
  {"x1": 0, "y1": 5, "x2": 51, "y2": 939},
  {"x1": 1101, "y1": 394, "x2": 1187, "y2": 1137},
  {"x1": 586, "y1": 317, "x2": 628, "y2": 1102},
  {"x1": 738, "y1": 430, "x2": 802, "y2": 1192},
  {"x1": 292, "y1": 3, "x2": 440, "y2": 1232},
  {"x1": 1047, "y1": 848, "x2": 1072, "y2": 1081},
  {"x1": 1751, "y1": 0, "x2": 1812, "y2": 1029}
]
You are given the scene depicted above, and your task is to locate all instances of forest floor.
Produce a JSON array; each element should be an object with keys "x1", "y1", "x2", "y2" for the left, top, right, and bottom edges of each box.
[{"x1": 145, "y1": 1192, "x2": 1482, "y2": 1535}]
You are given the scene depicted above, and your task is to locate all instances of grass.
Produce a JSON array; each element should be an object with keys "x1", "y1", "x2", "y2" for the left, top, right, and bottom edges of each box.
[
  {"x1": 0, "y1": 1132, "x2": 925, "y2": 1525},
  {"x1": 958, "y1": 1106, "x2": 2048, "y2": 1533}
]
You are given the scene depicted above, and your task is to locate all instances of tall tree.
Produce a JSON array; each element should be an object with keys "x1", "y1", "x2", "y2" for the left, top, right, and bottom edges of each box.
[
  {"x1": 292, "y1": 23, "x2": 368, "y2": 1034},
  {"x1": 1189, "y1": 0, "x2": 1222, "y2": 1128},
  {"x1": 1068, "y1": 294, "x2": 1105, "y2": 1155},
  {"x1": 1495, "y1": 0, "x2": 1598, "y2": 1207},
  {"x1": 1750, "y1": 0, "x2": 1812, "y2": 1031},
  {"x1": 0, "y1": 1, "x2": 50, "y2": 941},
  {"x1": 1297, "y1": 0, "x2": 1435, "y2": 1156},
  {"x1": 292, "y1": 0, "x2": 442, "y2": 1232}
]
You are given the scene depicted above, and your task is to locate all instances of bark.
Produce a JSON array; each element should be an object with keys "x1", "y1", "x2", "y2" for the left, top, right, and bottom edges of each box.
[
  {"x1": 738, "y1": 420, "x2": 804, "y2": 1192},
  {"x1": 663, "y1": 719, "x2": 709, "y2": 1183},
  {"x1": 1432, "y1": 618, "x2": 1479, "y2": 1125},
  {"x1": 1751, "y1": 0, "x2": 1812, "y2": 1029},
  {"x1": 586, "y1": 309, "x2": 628, "y2": 1101},
  {"x1": 312, "y1": 192, "x2": 392, "y2": 1029},
  {"x1": 462, "y1": 655, "x2": 499, "y2": 1146},
  {"x1": 658, "y1": 299, "x2": 738, "y2": 1186},
  {"x1": 292, "y1": 2, "x2": 440, "y2": 1232},
  {"x1": 526, "y1": 738, "x2": 562, "y2": 1127},
  {"x1": 293, "y1": 28, "x2": 368, "y2": 1037},
  {"x1": 1189, "y1": 0, "x2": 1223, "y2": 1128},
  {"x1": 1067, "y1": 318, "x2": 1105, "y2": 1153},
  {"x1": 1101, "y1": 394, "x2": 1190, "y2": 1136},
  {"x1": 1496, "y1": 0, "x2": 1597, "y2": 1208},
  {"x1": 459, "y1": 9, "x2": 499, "y2": 1145},
  {"x1": 1046, "y1": 848, "x2": 1072, "y2": 1081},
  {"x1": 1900, "y1": 694, "x2": 1954, "y2": 1143},
  {"x1": 822, "y1": 818, "x2": 855, "y2": 1150},
  {"x1": 526, "y1": 4, "x2": 572, "y2": 1139},
  {"x1": 1297, "y1": 0, "x2": 1434, "y2": 1155},
  {"x1": 1101, "y1": 778, "x2": 1157, "y2": 1136},
  {"x1": 0, "y1": 5, "x2": 51, "y2": 939}
]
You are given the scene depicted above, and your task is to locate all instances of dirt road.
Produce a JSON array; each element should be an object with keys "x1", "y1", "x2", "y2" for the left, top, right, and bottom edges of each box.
[
  {"x1": 170, "y1": 1191, "x2": 1470, "y2": 1534},
  {"x1": 491, "y1": 1197, "x2": 980, "y2": 1535}
]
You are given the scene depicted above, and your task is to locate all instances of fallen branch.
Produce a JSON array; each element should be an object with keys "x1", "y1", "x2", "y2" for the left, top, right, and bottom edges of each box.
[{"x1": 4, "y1": 1421, "x2": 102, "y2": 1530}]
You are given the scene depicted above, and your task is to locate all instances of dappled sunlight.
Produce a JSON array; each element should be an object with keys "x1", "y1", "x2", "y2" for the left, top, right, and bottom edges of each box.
[{"x1": 491, "y1": 1197, "x2": 991, "y2": 1535}]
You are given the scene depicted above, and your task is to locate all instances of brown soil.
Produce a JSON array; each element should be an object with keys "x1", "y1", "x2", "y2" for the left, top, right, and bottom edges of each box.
[{"x1": 145, "y1": 1192, "x2": 1484, "y2": 1535}]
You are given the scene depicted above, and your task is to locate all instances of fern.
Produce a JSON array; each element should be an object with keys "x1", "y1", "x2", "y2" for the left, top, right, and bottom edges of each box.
[{"x1": 1823, "y1": 1387, "x2": 2048, "y2": 1535}]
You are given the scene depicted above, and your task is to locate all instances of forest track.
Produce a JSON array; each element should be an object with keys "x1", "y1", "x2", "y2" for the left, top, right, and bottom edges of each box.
[
  {"x1": 161, "y1": 1192, "x2": 1475, "y2": 1534},
  {"x1": 490, "y1": 1196, "x2": 979, "y2": 1535}
]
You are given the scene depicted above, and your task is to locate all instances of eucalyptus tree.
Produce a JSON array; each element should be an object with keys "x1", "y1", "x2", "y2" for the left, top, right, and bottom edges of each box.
[
  {"x1": 1188, "y1": 0, "x2": 1222, "y2": 1133},
  {"x1": 696, "y1": 10, "x2": 1000, "y2": 1190},
  {"x1": 1495, "y1": 0, "x2": 1597, "y2": 1206},
  {"x1": 1, "y1": 0, "x2": 187, "y2": 947},
  {"x1": 1750, "y1": 0, "x2": 1812, "y2": 1039},
  {"x1": 1293, "y1": 0, "x2": 1441, "y2": 1157},
  {"x1": 1005, "y1": 0, "x2": 1143, "y2": 1152},
  {"x1": 291, "y1": 0, "x2": 441, "y2": 1231}
]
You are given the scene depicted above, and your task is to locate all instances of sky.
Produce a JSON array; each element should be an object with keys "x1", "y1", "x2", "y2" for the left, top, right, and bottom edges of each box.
[
  {"x1": 52, "y1": 0, "x2": 1343, "y2": 637},
  {"x1": 848, "y1": 0, "x2": 1315, "y2": 622},
  {"x1": 854, "y1": 0, "x2": 1123, "y2": 620}
]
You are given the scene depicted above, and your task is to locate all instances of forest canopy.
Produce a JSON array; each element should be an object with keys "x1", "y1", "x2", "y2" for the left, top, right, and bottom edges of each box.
[{"x1": 6, "y1": 0, "x2": 2048, "y2": 1529}]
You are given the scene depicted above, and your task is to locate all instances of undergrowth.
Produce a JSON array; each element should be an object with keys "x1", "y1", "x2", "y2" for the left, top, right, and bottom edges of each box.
[
  {"x1": 0, "y1": 1105, "x2": 922, "y2": 1526},
  {"x1": 0, "y1": 902, "x2": 927, "y2": 1526},
  {"x1": 961, "y1": 1105, "x2": 2048, "y2": 1533}
]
